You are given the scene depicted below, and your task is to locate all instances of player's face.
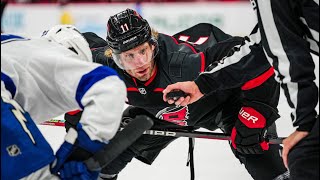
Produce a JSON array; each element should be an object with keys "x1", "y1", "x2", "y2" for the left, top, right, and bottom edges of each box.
[{"x1": 120, "y1": 42, "x2": 156, "y2": 81}]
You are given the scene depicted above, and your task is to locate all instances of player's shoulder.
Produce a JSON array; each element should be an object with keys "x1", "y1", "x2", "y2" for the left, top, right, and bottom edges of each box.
[
  {"x1": 82, "y1": 32, "x2": 108, "y2": 49},
  {"x1": 173, "y1": 23, "x2": 231, "y2": 43},
  {"x1": 1, "y1": 36, "x2": 68, "y2": 61},
  {"x1": 158, "y1": 23, "x2": 233, "y2": 54},
  {"x1": 81, "y1": 32, "x2": 116, "y2": 68}
]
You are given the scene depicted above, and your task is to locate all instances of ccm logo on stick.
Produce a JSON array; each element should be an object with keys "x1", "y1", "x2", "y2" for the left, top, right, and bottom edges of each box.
[{"x1": 144, "y1": 130, "x2": 176, "y2": 137}]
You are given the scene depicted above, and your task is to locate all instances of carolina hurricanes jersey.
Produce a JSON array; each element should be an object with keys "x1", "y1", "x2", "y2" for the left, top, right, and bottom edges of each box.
[
  {"x1": 1, "y1": 34, "x2": 127, "y2": 142},
  {"x1": 86, "y1": 23, "x2": 261, "y2": 131},
  {"x1": 77, "y1": 23, "x2": 281, "y2": 168}
]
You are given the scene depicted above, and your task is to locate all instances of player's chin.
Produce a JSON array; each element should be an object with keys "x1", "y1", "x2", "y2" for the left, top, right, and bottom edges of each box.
[
  {"x1": 136, "y1": 74, "x2": 149, "y2": 81},
  {"x1": 135, "y1": 68, "x2": 151, "y2": 80}
]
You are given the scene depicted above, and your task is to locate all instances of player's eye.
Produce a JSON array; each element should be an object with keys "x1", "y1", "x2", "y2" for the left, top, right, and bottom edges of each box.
[
  {"x1": 126, "y1": 54, "x2": 134, "y2": 60},
  {"x1": 139, "y1": 48, "x2": 146, "y2": 55}
]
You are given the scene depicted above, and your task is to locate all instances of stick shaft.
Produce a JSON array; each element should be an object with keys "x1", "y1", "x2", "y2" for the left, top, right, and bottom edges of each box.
[
  {"x1": 143, "y1": 129, "x2": 285, "y2": 144},
  {"x1": 40, "y1": 119, "x2": 285, "y2": 144}
]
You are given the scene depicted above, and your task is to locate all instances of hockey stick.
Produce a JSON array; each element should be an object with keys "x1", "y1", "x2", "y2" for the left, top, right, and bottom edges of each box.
[
  {"x1": 84, "y1": 115, "x2": 154, "y2": 171},
  {"x1": 142, "y1": 129, "x2": 285, "y2": 145},
  {"x1": 40, "y1": 119, "x2": 285, "y2": 144}
]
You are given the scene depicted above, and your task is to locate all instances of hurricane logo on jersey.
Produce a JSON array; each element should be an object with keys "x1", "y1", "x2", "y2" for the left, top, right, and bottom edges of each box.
[{"x1": 156, "y1": 106, "x2": 189, "y2": 126}]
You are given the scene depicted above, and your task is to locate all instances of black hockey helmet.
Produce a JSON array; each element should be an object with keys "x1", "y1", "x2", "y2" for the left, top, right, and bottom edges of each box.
[{"x1": 106, "y1": 8, "x2": 152, "y2": 54}]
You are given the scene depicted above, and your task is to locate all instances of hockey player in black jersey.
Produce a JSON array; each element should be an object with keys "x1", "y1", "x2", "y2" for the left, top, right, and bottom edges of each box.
[
  {"x1": 165, "y1": 2, "x2": 319, "y2": 180},
  {"x1": 65, "y1": 9, "x2": 288, "y2": 180}
]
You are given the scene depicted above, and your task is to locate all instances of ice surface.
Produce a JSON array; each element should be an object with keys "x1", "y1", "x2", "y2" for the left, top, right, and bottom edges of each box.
[{"x1": 38, "y1": 55, "x2": 318, "y2": 180}]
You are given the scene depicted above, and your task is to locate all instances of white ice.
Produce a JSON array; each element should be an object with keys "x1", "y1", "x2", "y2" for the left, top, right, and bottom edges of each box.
[{"x1": 38, "y1": 55, "x2": 319, "y2": 180}]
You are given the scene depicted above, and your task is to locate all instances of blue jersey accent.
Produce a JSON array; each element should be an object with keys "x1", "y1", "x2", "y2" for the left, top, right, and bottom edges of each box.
[
  {"x1": 1, "y1": 72, "x2": 16, "y2": 98},
  {"x1": 1, "y1": 34, "x2": 29, "y2": 44},
  {"x1": 76, "y1": 123, "x2": 107, "y2": 152},
  {"x1": 1, "y1": 99, "x2": 55, "y2": 180},
  {"x1": 76, "y1": 66, "x2": 119, "y2": 109}
]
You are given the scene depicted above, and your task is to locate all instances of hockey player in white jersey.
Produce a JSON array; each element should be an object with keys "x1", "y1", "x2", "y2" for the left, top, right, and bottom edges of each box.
[{"x1": 1, "y1": 25, "x2": 127, "y2": 180}]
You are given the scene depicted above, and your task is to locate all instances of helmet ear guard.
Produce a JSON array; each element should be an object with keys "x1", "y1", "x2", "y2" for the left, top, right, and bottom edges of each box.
[{"x1": 42, "y1": 24, "x2": 92, "y2": 62}]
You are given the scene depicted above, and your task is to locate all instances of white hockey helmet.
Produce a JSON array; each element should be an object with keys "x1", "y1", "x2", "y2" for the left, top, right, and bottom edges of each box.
[{"x1": 42, "y1": 24, "x2": 92, "y2": 62}]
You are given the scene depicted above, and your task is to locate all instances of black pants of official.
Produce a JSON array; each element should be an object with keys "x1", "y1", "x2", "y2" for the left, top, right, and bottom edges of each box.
[
  {"x1": 253, "y1": 1, "x2": 319, "y2": 179},
  {"x1": 288, "y1": 118, "x2": 319, "y2": 180}
]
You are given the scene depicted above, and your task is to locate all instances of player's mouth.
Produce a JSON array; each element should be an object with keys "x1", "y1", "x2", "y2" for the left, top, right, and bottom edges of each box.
[{"x1": 136, "y1": 67, "x2": 149, "y2": 76}]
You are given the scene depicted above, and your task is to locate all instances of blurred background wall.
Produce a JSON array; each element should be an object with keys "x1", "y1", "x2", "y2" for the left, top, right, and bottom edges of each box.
[{"x1": 1, "y1": 0, "x2": 256, "y2": 38}]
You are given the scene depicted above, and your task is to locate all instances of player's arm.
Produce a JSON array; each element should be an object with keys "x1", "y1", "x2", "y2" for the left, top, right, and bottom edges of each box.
[
  {"x1": 82, "y1": 32, "x2": 112, "y2": 66},
  {"x1": 63, "y1": 32, "x2": 112, "y2": 133},
  {"x1": 51, "y1": 58, "x2": 126, "y2": 179},
  {"x1": 195, "y1": 36, "x2": 271, "y2": 94},
  {"x1": 202, "y1": 36, "x2": 245, "y2": 68},
  {"x1": 163, "y1": 32, "x2": 270, "y2": 105}
]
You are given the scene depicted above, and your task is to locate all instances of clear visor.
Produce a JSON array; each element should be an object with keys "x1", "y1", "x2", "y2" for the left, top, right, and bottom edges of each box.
[{"x1": 112, "y1": 42, "x2": 156, "y2": 70}]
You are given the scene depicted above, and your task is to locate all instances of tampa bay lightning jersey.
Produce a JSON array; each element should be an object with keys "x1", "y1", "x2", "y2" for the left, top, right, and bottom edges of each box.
[
  {"x1": 1, "y1": 34, "x2": 126, "y2": 179},
  {"x1": 1, "y1": 34, "x2": 127, "y2": 142}
]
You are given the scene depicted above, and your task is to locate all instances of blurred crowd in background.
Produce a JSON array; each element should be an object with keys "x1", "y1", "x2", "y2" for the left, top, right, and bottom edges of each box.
[{"x1": 4, "y1": 0, "x2": 247, "y2": 3}]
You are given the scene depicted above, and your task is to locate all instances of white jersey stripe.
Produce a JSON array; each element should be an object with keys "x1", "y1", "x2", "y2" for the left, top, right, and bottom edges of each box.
[
  {"x1": 300, "y1": 17, "x2": 319, "y2": 43},
  {"x1": 307, "y1": 37, "x2": 320, "y2": 54},
  {"x1": 299, "y1": 16, "x2": 319, "y2": 55},
  {"x1": 201, "y1": 30, "x2": 261, "y2": 75},
  {"x1": 258, "y1": 0, "x2": 298, "y2": 122}
]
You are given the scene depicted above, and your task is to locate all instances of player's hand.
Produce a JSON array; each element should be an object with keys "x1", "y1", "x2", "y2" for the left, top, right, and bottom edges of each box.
[
  {"x1": 231, "y1": 100, "x2": 280, "y2": 155},
  {"x1": 51, "y1": 124, "x2": 107, "y2": 175},
  {"x1": 231, "y1": 107, "x2": 269, "y2": 154},
  {"x1": 59, "y1": 161, "x2": 99, "y2": 180},
  {"x1": 282, "y1": 130, "x2": 308, "y2": 168},
  {"x1": 120, "y1": 106, "x2": 155, "y2": 129},
  {"x1": 163, "y1": 81, "x2": 204, "y2": 106}
]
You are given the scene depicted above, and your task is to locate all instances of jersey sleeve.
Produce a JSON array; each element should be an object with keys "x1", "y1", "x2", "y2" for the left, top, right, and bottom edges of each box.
[
  {"x1": 54, "y1": 57, "x2": 127, "y2": 143},
  {"x1": 203, "y1": 36, "x2": 245, "y2": 69},
  {"x1": 194, "y1": 29, "x2": 272, "y2": 94}
]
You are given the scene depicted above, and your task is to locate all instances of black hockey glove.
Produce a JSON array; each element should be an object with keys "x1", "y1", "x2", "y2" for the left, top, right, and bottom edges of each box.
[
  {"x1": 121, "y1": 106, "x2": 154, "y2": 128},
  {"x1": 64, "y1": 110, "x2": 82, "y2": 132},
  {"x1": 231, "y1": 101, "x2": 280, "y2": 154}
]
